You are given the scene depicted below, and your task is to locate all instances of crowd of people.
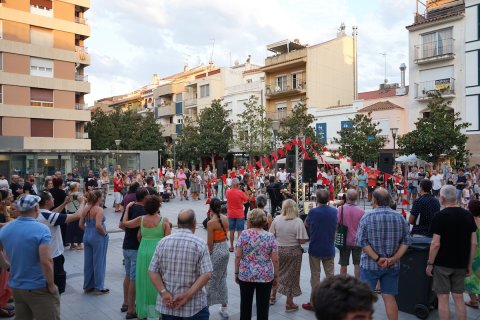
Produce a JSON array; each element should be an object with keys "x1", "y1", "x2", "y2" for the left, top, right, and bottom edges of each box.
[{"x1": 0, "y1": 162, "x2": 478, "y2": 319}]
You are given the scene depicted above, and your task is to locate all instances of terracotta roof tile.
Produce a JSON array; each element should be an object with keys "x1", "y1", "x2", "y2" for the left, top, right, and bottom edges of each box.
[
  {"x1": 357, "y1": 88, "x2": 398, "y2": 100},
  {"x1": 406, "y1": 9, "x2": 464, "y2": 29},
  {"x1": 358, "y1": 100, "x2": 404, "y2": 113}
]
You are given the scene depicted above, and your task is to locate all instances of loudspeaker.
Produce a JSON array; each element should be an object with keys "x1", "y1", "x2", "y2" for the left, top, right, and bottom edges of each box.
[
  {"x1": 216, "y1": 160, "x2": 228, "y2": 176},
  {"x1": 302, "y1": 159, "x2": 318, "y2": 183},
  {"x1": 286, "y1": 155, "x2": 296, "y2": 173},
  {"x1": 377, "y1": 153, "x2": 394, "y2": 174}
]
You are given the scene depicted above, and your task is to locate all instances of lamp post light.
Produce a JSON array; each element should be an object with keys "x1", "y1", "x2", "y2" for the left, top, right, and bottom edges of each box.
[
  {"x1": 158, "y1": 148, "x2": 163, "y2": 169},
  {"x1": 114, "y1": 139, "x2": 121, "y2": 168},
  {"x1": 272, "y1": 120, "x2": 280, "y2": 173},
  {"x1": 171, "y1": 133, "x2": 178, "y2": 171},
  {"x1": 390, "y1": 127, "x2": 398, "y2": 161}
]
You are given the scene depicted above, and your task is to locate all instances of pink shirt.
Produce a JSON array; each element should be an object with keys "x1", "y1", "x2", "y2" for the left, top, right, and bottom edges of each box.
[
  {"x1": 337, "y1": 203, "x2": 365, "y2": 247},
  {"x1": 176, "y1": 173, "x2": 187, "y2": 185}
]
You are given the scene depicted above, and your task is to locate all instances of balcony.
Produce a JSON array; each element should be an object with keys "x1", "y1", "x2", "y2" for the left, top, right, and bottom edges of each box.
[
  {"x1": 414, "y1": 38, "x2": 455, "y2": 64},
  {"x1": 266, "y1": 110, "x2": 292, "y2": 121},
  {"x1": 224, "y1": 81, "x2": 263, "y2": 95},
  {"x1": 184, "y1": 98, "x2": 197, "y2": 108},
  {"x1": 414, "y1": 78, "x2": 455, "y2": 100},
  {"x1": 161, "y1": 123, "x2": 176, "y2": 137},
  {"x1": 265, "y1": 77, "x2": 306, "y2": 99},
  {"x1": 75, "y1": 45, "x2": 88, "y2": 53},
  {"x1": 76, "y1": 132, "x2": 89, "y2": 139},
  {"x1": 156, "y1": 103, "x2": 175, "y2": 117},
  {"x1": 75, "y1": 74, "x2": 88, "y2": 81},
  {"x1": 264, "y1": 48, "x2": 307, "y2": 71},
  {"x1": 30, "y1": 5, "x2": 53, "y2": 17},
  {"x1": 75, "y1": 103, "x2": 88, "y2": 110},
  {"x1": 75, "y1": 16, "x2": 88, "y2": 24}
]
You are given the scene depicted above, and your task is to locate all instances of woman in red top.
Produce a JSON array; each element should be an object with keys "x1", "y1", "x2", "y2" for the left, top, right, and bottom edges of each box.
[
  {"x1": 113, "y1": 172, "x2": 124, "y2": 212},
  {"x1": 367, "y1": 171, "x2": 377, "y2": 202}
]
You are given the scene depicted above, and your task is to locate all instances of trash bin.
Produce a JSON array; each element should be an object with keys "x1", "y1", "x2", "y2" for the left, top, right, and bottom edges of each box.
[{"x1": 396, "y1": 237, "x2": 435, "y2": 319}]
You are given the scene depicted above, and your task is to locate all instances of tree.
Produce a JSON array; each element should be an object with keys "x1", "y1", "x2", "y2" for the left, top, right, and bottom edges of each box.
[
  {"x1": 86, "y1": 109, "x2": 118, "y2": 150},
  {"x1": 234, "y1": 96, "x2": 272, "y2": 163},
  {"x1": 197, "y1": 99, "x2": 233, "y2": 167},
  {"x1": 398, "y1": 92, "x2": 470, "y2": 164},
  {"x1": 175, "y1": 116, "x2": 201, "y2": 164},
  {"x1": 334, "y1": 112, "x2": 387, "y2": 163},
  {"x1": 131, "y1": 113, "x2": 164, "y2": 150},
  {"x1": 278, "y1": 100, "x2": 316, "y2": 148}
]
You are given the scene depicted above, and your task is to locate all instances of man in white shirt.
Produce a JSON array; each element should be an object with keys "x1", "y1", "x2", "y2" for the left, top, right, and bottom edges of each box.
[
  {"x1": 38, "y1": 191, "x2": 82, "y2": 294},
  {"x1": 430, "y1": 170, "x2": 444, "y2": 197},
  {"x1": 277, "y1": 168, "x2": 287, "y2": 184}
]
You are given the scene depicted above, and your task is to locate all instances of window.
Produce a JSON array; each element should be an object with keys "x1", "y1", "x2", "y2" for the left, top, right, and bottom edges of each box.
[
  {"x1": 31, "y1": 119, "x2": 53, "y2": 137},
  {"x1": 246, "y1": 79, "x2": 252, "y2": 84},
  {"x1": 30, "y1": 26, "x2": 53, "y2": 47},
  {"x1": 0, "y1": 52, "x2": 2, "y2": 70},
  {"x1": 276, "y1": 102, "x2": 287, "y2": 112},
  {"x1": 175, "y1": 93, "x2": 182, "y2": 102},
  {"x1": 376, "y1": 119, "x2": 389, "y2": 135},
  {"x1": 421, "y1": 28, "x2": 453, "y2": 58},
  {"x1": 177, "y1": 118, "x2": 184, "y2": 124},
  {"x1": 30, "y1": 57, "x2": 53, "y2": 78},
  {"x1": 292, "y1": 72, "x2": 304, "y2": 89},
  {"x1": 341, "y1": 121, "x2": 352, "y2": 129},
  {"x1": 316, "y1": 123, "x2": 327, "y2": 143},
  {"x1": 200, "y1": 84, "x2": 210, "y2": 98},
  {"x1": 260, "y1": 77, "x2": 265, "y2": 82},
  {"x1": 30, "y1": 0, "x2": 53, "y2": 17},
  {"x1": 30, "y1": 88, "x2": 53, "y2": 107},
  {"x1": 276, "y1": 75, "x2": 287, "y2": 91}
]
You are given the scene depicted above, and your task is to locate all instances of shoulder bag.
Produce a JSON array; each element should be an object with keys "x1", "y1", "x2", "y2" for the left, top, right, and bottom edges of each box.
[{"x1": 335, "y1": 205, "x2": 348, "y2": 250}]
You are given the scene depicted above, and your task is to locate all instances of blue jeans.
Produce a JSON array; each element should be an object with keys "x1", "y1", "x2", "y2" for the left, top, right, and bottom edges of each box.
[
  {"x1": 361, "y1": 268, "x2": 399, "y2": 295},
  {"x1": 162, "y1": 306, "x2": 209, "y2": 320}
]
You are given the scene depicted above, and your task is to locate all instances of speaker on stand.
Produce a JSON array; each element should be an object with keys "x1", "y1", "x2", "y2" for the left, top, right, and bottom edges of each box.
[{"x1": 303, "y1": 159, "x2": 318, "y2": 200}]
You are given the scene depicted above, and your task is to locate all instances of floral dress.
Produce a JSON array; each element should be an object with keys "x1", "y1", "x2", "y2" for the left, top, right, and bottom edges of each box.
[
  {"x1": 465, "y1": 228, "x2": 480, "y2": 294},
  {"x1": 236, "y1": 229, "x2": 277, "y2": 282}
]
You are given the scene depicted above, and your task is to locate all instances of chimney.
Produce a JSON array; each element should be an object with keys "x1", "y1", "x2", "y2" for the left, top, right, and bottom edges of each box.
[
  {"x1": 396, "y1": 63, "x2": 408, "y2": 96},
  {"x1": 152, "y1": 74, "x2": 159, "y2": 85}
]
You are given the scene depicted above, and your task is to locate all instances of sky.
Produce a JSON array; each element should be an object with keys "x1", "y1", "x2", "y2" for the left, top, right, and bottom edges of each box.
[{"x1": 84, "y1": 0, "x2": 417, "y2": 105}]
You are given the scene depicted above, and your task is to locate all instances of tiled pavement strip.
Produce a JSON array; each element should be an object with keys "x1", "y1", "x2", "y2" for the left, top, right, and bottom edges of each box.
[{"x1": 12, "y1": 194, "x2": 480, "y2": 319}]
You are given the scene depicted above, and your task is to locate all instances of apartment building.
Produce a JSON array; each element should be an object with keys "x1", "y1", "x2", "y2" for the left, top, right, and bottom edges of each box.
[
  {"x1": 0, "y1": 0, "x2": 91, "y2": 176},
  {"x1": 407, "y1": 0, "x2": 480, "y2": 163},
  {"x1": 262, "y1": 31, "x2": 355, "y2": 122},
  {"x1": 466, "y1": 0, "x2": 480, "y2": 163}
]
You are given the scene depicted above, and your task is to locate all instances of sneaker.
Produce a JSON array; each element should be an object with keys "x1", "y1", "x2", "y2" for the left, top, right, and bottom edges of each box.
[
  {"x1": 219, "y1": 306, "x2": 229, "y2": 318},
  {"x1": 302, "y1": 302, "x2": 313, "y2": 311}
]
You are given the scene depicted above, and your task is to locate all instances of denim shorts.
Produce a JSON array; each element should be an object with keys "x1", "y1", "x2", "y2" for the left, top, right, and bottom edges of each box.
[
  {"x1": 361, "y1": 268, "x2": 399, "y2": 295},
  {"x1": 228, "y1": 218, "x2": 245, "y2": 231},
  {"x1": 123, "y1": 249, "x2": 137, "y2": 280}
]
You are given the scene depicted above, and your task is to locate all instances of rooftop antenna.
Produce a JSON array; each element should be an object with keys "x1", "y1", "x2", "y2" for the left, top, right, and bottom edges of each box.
[
  {"x1": 209, "y1": 38, "x2": 215, "y2": 66},
  {"x1": 379, "y1": 52, "x2": 388, "y2": 84}
]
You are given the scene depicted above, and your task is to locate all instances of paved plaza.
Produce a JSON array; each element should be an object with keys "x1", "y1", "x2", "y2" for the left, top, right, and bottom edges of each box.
[{"x1": 22, "y1": 194, "x2": 480, "y2": 320}]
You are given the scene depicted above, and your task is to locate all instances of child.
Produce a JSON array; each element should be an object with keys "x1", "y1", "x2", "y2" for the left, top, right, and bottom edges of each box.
[{"x1": 462, "y1": 183, "x2": 472, "y2": 208}]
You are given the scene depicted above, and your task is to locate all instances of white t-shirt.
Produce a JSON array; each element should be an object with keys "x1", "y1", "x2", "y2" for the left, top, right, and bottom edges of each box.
[
  {"x1": 430, "y1": 175, "x2": 443, "y2": 191},
  {"x1": 166, "y1": 172, "x2": 174, "y2": 184},
  {"x1": 38, "y1": 209, "x2": 67, "y2": 258},
  {"x1": 277, "y1": 171, "x2": 287, "y2": 183}
]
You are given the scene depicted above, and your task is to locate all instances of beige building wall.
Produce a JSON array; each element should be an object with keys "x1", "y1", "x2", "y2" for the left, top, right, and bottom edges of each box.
[
  {"x1": 54, "y1": 90, "x2": 75, "y2": 109},
  {"x1": 2, "y1": 117, "x2": 30, "y2": 137},
  {"x1": 3, "y1": 85, "x2": 30, "y2": 106},
  {"x1": 54, "y1": 30, "x2": 75, "y2": 50},
  {"x1": 54, "y1": 120, "x2": 75, "y2": 138},
  {"x1": 54, "y1": 60, "x2": 74, "y2": 80},
  {"x1": 307, "y1": 36, "x2": 355, "y2": 109},
  {"x1": 2, "y1": 20, "x2": 30, "y2": 43},
  {"x1": 3, "y1": 53, "x2": 29, "y2": 74},
  {"x1": 53, "y1": 2, "x2": 75, "y2": 21}
]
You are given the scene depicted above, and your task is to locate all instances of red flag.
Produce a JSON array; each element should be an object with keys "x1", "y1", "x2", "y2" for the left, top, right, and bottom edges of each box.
[
  {"x1": 292, "y1": 139, "x2": 298, "y2": 146},
  {"x1": 322, "y1": 178, "x2": 331, "y2": 185},
  {"x1": 402, "y1": 199, "x2": 410, "y2": 206},
  {"x1": 322, "y1": 147, "x2": 328, "y2": 151},
  {"x1": 303, "y1": 151, "x2": 310, "y2": 160},
  {"x1": 305, "y1": 138, "x2": 311, "y2": 145},
  {"x1": 402, "y1": 208, "x2": 407, "y2": 218},
  {"x1": 346, "y1": 159, "x2": 352, "y2": 163},
  {"x1": 221, "y1": 175, "x2": 227, "y2": 184},
  {"x1": 325, "y1": 162, "x2": 333, "y2": 169},
  {"x1": 271, "y1": 152, "x2": 279, "y2": 161},
  {"x1": 263, "y1": 156, "x2": 270, "y2": 167},
  {"x1": 247, "y1": 165, "x2": 253, "y2": 173},
  {"x1": 158, "y1": 168, "x2": 163, "y2": 178},
  {"x1": 285, "y1": 143, "x2": 293, "y2": 151},
  {"x1": 364, "y1": 166, "x2": 371, "y2": 172},
  {"x1": 355, "y1": 163, "x2": 361, "y2": 169},
  {"x1": 277, "y1": 148, "x2": 284, "y2": 157},
  {"x1": 395, "y1": 176, "x2": 401, "y2": 183},
  {"x1": 230, "y1": 171, "x2": 236, "y2": 178},
  {"x1": 404, "y1": 189, "x2": 408, "y2": 195},
  {"x1": 255, "y1": 161, "x2": 261, "y2": 168},
  {"x1": 240, "y1": 168, "x2": 245, "y2": 175},
  {"x1": 374, "y1": 170, "x2": 380, "y2": 175},
  {"x1": 338, "y1": 155, "x2": 344, "y2": 159},
  {"x1": 384, "y1": 173, "x2": 391, "y2": 180}
]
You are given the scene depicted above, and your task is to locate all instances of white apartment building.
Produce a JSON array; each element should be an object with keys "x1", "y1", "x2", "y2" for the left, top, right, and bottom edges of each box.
[{"x1": 466, "y1": 0, "x2": 480, "y2": 163}]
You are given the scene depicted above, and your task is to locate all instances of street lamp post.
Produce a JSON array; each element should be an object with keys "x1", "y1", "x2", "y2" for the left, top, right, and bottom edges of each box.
[
  {"x1": 390, "y1": 127, "x2": 398, "y2": 163},
  {"x1": 171, "y1": 133, "x2": 178, "y2": 170},
  {"x1": 158, "y1": 148, "x2": 162, "y2": 169},
  {"x1": 114, "y1": 139, "x2": 121, "y2": 168},
  {"x1": 272, "y1": 120, "x2": 280, "y2": 173}
]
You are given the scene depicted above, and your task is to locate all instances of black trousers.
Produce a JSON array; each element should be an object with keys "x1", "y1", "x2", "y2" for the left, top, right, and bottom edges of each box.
[
  {"x1": 53, "y1": 255, "x2": 66, "y2": 294},
  {"x1": 239, "y1": 280, "x2": 273, "y2": 320}
]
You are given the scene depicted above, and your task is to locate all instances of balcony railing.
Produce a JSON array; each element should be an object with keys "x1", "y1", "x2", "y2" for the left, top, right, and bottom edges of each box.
[
  {"x1": 75, "y1": 45, "x2": 88, "y2": 53},
  {"x1": 414, "y1": 38, "x2": 454, "y2": 63},
  {"x1": 265, "y1": 77, "x2": 306, "y2": 98},
  {"x1": 224, "y1": 81, "x2": 263, "y2": 95},
  {"x1": 75, "y1": 74, "x2": 88, "y2": 81},
  {"x1": 414, "y1": 78, "x2": 455, "y2": 99},
  {"x1": 156, "y1": 104, "x2": 175, "y2": 118},
  {"x1": 76, "y1": 132, "x2": 89, "y2": 139},
  {"x1": 265, "y1": 48, "x2": 307, "y2": 67},
  {"x1": 30, "y1": 5, "x2": 53, "y2": 17},
  {"x1": 266, "y1": 110, "x2": 292, "y2": 121},
  {"x1": 75, "y1": 16, "x2": 88, "y2": 24},
  {"x1": 75, "y1": 103, "x2": 88, "y2": 110},
  {"x1": 184, "y1": 98, "x2": 197, "y2": 107}
]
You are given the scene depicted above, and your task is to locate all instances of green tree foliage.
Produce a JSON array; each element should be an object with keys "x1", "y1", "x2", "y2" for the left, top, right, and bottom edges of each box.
[
  {"x1": 278, "y1": 101, "x2": 316, "y2": 149},
  {"x1": 234, "y1": 96, "x2": 272, "y2": 163},
  {"x1": 334, "y1": 112, "x2": 387, "y2": 163},
  {"x1": 197, "y1": 99, "x2": 233, "y2": 167},
  {"x1": 87, "y1": 108, "x2": 163, "y2": 150},
  {"x1": 175, "y1": 116, "x2": 201, "y2": 164},
  {"x1": 398, "y1": 92, "x2": 470, "y2": 164}
]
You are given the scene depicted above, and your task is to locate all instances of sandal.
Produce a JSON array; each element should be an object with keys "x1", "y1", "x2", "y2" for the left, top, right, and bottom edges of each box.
[
  {"x1": 120, "y1": 304, "x2": 128, "y2": 313},
  {"x1": 125, "y1": 312, "x2": 137, "y2": 319},
  {"x1": 285, "y1": 303, "x2": 299, "y2": 312},
  {"x1": 95, "y1": 289, "x2": 110, "y2": 295},
  {"x1": 466, "y1": 301, "x2": 479, "y2": 309},
  {"x1": 269, "y1": 297, "x2": 276, "y2": 305},
  {"x1": 229, "y1": 247, "x2": 234, "y2": 253},
  {"x1": 0, "y1": 308, "x2": 14, "y2": 318}
]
